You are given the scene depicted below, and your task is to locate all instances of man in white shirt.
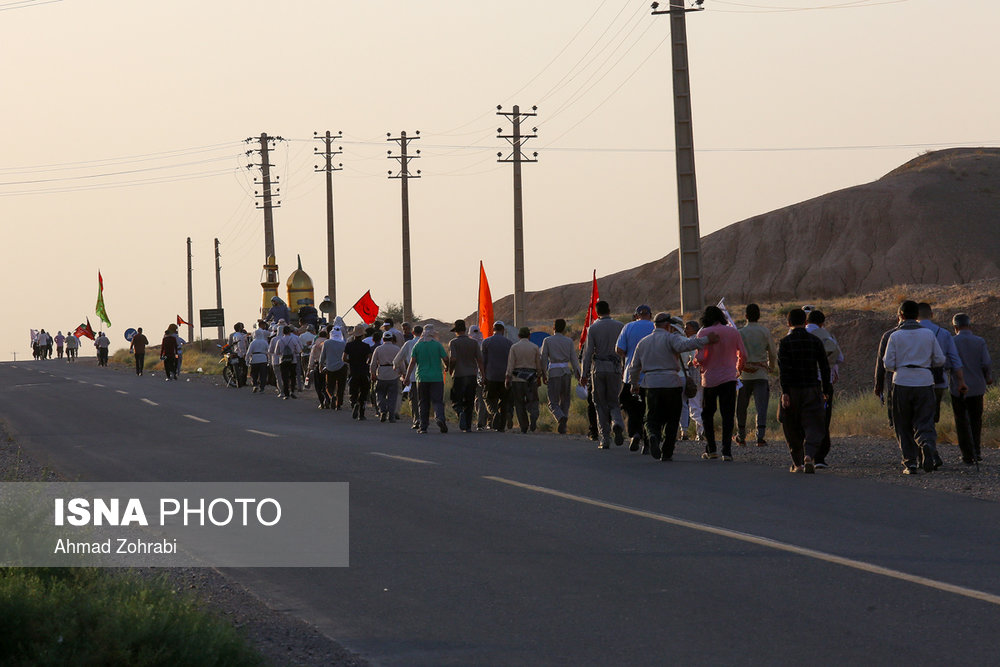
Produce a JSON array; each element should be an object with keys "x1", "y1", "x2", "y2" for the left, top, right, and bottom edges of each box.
[{"x1": 883, "y1": 300, "x2": 946, "y2": 475}]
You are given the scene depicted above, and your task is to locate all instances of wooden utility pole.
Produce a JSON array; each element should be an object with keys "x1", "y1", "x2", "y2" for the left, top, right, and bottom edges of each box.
[
  {"x1": 314, "y1": 131, "x2": 343, "y2": 315},
  {"x1": 387, "y1": 131, "x2": 421, "y2": 323},
  {"x1": 653, "y1": 0, "x2": 705, "y2": 315},
  {"x1": 245, "y1": 133, "x2": 284, "y2": 318},
  {"x1": 497, "y1": 105, "x2": 538, "y2": 328},
  {"x1": 186, "y1": 237, "x2": 194, "y2": 342},
  {"x1": 214, "y1": 238, "x2": 224, "y2": 342}
]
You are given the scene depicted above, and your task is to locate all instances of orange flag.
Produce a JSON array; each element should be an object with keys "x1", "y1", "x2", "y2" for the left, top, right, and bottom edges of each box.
[
  {"x1": 177, "y1": 314, "x2": 191, "y2": 327},
  {"x1": 478, "y1": 261, "x2": 494, "y2": 336},
  {"x1": 579, "y1": 270, "x2": 599, "y2": 350}
]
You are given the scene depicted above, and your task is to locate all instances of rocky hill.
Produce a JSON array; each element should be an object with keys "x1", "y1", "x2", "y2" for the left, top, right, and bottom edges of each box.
[{"x1": 482, "y1": 147, "x2": 1000, "y2": 322}]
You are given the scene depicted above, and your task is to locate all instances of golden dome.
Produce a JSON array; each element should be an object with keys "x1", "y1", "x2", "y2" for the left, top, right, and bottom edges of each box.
[{"x1": 286, "y1": 255, "x2": 315, "y2": 309}]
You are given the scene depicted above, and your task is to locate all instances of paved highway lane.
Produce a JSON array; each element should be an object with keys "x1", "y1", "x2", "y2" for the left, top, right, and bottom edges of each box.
[{"x1": 4, "y1": 361, "x2": 1000, "y2": 665}]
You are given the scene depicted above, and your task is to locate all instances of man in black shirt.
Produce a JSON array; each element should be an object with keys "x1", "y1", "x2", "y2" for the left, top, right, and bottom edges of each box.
[
  {"x1": 344, "y1": 330, "x2": 373, "y2": 420},
  {"x1": 778, "y1": 309, "x2": 832, "y2": 474}
]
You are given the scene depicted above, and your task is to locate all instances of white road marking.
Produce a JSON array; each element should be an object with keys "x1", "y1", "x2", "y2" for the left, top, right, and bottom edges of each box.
[
  {"x1": 246, "y1": 429, "x2": 278, "y2": 437},
  {"x1": 484, "y1": 476, "x2": 1000, "y2": 608},
  {"x1": 370, "y1": 452, "x2": 439, "y2": 465},
  {"x1": 78, "y1": 380, "x2": 89, "y2": 384},
  {"x1": 93, "y1": 383, "x2": 105, "y2": 388},
  {"x1": 184, "y1": 414, "x2": 210, "y2": 423},
  {"x1": 116, "y1": 390, "x2": 128, "y2": 395},
  {"x1": 140, "y1": 398, "x2": 158, "y2": 406}
]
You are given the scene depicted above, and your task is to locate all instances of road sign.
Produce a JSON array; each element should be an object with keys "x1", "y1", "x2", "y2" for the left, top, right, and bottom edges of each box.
[{"x1": 199, "y1": 308, "x2": 225, "y2": 328}]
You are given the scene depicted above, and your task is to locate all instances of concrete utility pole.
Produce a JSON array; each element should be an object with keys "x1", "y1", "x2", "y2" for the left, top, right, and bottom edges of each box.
[
  {"x1": 497, "y1": 105, "x2": 538, "y2": 328},
  {"x1": 314, "y1": 130, "x2": 343, "y2": 316},
  {"x1": 186, "y1": 237, "x2": 194, "y2": 342},
  {"x1": 214, "y1": 238, "x2": 224, "y2": 342},
  {"x1": 245, "y1": 133, "x2": 284, "y2": 318},
  {"x1": 387, "y1": 131, "x2": 421, "y2": 323},
  {"x1": 652, "y1": 0, "x2": 705, "y2": 315}
]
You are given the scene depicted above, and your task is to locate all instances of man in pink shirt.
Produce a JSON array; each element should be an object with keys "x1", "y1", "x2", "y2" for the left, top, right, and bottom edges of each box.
[{"x1": 695, "y1": 306, "x2": 747, "y2": 461}]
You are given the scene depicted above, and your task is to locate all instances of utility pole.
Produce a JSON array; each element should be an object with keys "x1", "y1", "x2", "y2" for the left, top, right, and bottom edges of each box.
[
  {"x1": 387, "y1": 131, "x2": 421, "y2": 323},
  {"x1": 186, "y1": 237, "x2": 194, "y2": 342},
  {"x1": 652, "y1": 0, "x2": 705, "y2": 314},
  {"x1": 314, "y1": 130, "x2": 343, "y2": 316},
  {"x1": 214, "y1": 238, "x2": 224, "y2": 342},
  {"x1": 245, "y1": 133, "x2": 284, "y2": 318},
  {"x1": 497, "y1": 105, "x2": 538, "y2": 328}
]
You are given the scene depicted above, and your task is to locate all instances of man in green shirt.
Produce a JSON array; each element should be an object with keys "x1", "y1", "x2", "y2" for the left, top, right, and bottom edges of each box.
[
  {"x1": 405, "y1": 325, "x2": 450, "y2": 434},
  {"x1": 737, "y1": 304, "x2": 776, "y2": 446}
]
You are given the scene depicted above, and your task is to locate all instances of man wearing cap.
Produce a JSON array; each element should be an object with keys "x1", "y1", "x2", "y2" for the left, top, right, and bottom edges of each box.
[
  {"x1": 404, "y1": 325, "x2": 450, "y2": 434},
  {"x1": 617, "y1": 304, "x2": 656, "y2": 451},
  {"x1": 381, "y1": 319, "x2": 405, "y2": 348},
  {"x1": 448, "y1": 320, "x2": 486, "y2": 432},
  {"x1": 629, "y1": 312, "x2": 717, "y2": 460},
  {"x1": 540, "y1": 319, "x2": 581, "y2": 434},
  {"x1": 506, "y1": 327, "x2": 543, "y2": 433},
  {"x1": 482, "y1": 321, "x2": 514, "y2": 431},
  {"x1": 394, "y1": 324, "x2": 423, "y2": 428},
  {"x1": 371, "y1": 330, "x2": 402, "y2": 422},
  {"x1": 582, "y1": 301, "x2": 626, "y2": 449},
  {"x1": 950, "y1": 313, "x2": 992, "y2": 464}
]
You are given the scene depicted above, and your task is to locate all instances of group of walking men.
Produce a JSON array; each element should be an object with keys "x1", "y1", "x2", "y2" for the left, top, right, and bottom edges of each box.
[{"x1": 876, "y1": 301, "x2": 993, "y2": 474}]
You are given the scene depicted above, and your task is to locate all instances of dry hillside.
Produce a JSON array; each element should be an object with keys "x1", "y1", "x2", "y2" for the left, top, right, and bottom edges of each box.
[{"x1": 481, "y1": 147, "x2": 1000, "y2": 322}]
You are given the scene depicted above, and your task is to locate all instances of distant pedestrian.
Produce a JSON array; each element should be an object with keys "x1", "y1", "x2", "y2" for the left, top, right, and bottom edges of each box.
[
  {"x1": 265, "y1": 296, "x2": 292, "y2": 325},
  {"x1": 371, "y1": 331, "x2": 401, "y2": 421},
  {"x1": 161, "y1": 325, "x2": 179, "y2": 381},
  {"x1": 247, "y1": 329, "x2": 270, "y2": 393},
  {"x1": 950, "y1": 313, "x2": 992, "y2": 464},
  {"x1": 616, "y1": 305, "x2": 655, "y2": 451},
  {"x1": 805, "y1": 309, "x2": 843, "y2": 468},
  {"x1": 129, "y1": 327, "x2": 149, "y2": 376},
  {"x1": 736, "y1": 304, "x2": 775, "y2": 447},
  {"x1": 679, "y1": 321, "x2": 704, "y2": 442},
  {"x1": 322, "y1": 326, "x2": 349, "y2": 410},
  {"x1": 694, "y1": 306, "x2": 746, "y2": 461},
  {"x1": 64, "y1": 332, "x2": 79, "y2": 362},
  {"x1": 777, "y1": 308, "x2": 831, "y2": 474},
  {"x1": 276, "y1": 326, "x2": 302, "y2": 399},
  {"x1": 308, "y1": 328, "x2": 329, "y2": 407},
  {"x1": 94, "y1": 332, "x2": 110, "y2": 367},
  {"x1": 540, "y1": 319, "x2": 582, "y2": 434},
  {"x1": 344, "y1": 327, "x2": 373, "y2": 419},
  {"x1": 482, "y1": 321, "x2": 514, "y2": 432},
  {"x1": 54, "y1": 331, "x2": 65, "y2": 359},
  {"x1": 628, "y1": 312, "x2": 716, "y2": 461},
  {"x1": 883, "y1": 300, "x2": 946, "y2": 475},
  {"x1": 448, "y1": 320, "x2": 485, "y2": 432},
  {"x1": 469, "y1": 325, "x2": 489, "y2": 430},
  {"x1": 405, "y1": 325, "x2": 450, "y2": 434},
  {"x1": 582, "y1": 301, "x2": 626, "y2": 449},
  {"x1": 506, "y1": 327, "x2": 543, "y2": 434},
  {"x1": 394, "y1": 325, "x2": 423, "y2": 428}
]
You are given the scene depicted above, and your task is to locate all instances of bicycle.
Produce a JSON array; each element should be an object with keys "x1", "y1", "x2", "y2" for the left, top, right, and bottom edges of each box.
[{"x1": 219, "y1": 343, "x2": 247, "y2": 388}]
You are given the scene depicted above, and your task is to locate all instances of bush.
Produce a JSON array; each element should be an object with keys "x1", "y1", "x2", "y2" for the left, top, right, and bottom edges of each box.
[{"x1": 0, "y1": 568, "x2": 263, "y2": 666}]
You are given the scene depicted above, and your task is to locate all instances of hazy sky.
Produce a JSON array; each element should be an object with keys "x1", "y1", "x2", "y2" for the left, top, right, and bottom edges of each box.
[{"x1": 3, "y1": 0, "x2": 997, "y2": 360}]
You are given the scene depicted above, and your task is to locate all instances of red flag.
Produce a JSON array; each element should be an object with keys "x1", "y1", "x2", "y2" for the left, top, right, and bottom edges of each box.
[
  {"x1": 579, "y1": 270, "x2": 599, "y2": 350},
  {"x1": 74, "y1": 318, "x2": 95, "y2": 340},
  {"x1": 351, "y1": 290, "x2": 380, "y2": 325},
  {"x1": 177, "y1": 314, "x2": 191, "y2": 327},
  {"x1": 478, "y1": 261, "x2": 494, "y2": 336}
]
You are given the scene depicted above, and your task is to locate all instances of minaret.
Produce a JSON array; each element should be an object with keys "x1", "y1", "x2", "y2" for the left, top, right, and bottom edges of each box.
[{"x1": 260, "y1": 255, "x2": 280, "y2": 319}]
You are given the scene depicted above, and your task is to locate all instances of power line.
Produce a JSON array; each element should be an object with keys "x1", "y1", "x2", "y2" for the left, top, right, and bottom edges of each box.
[
  {"x1": 0, "y1": 141, "x2": 243, "y2": 173},
  {"x1": 0, "y1": 0, "x2": 63, "y2": 12}
]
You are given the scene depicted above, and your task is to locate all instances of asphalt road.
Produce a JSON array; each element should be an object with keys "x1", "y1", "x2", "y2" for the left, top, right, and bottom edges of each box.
[{"x1": 4, "y1": 360, "x2": 1000, "y2": 666}]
